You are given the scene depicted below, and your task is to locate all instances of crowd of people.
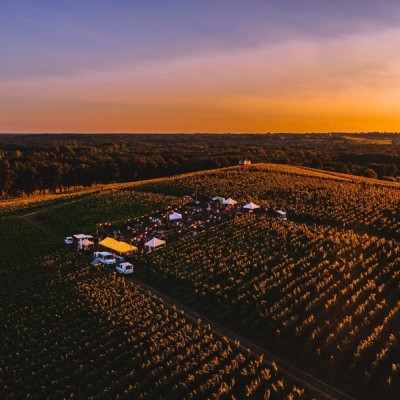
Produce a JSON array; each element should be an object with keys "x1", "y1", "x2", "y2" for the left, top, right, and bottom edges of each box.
[{"x1": 98, "y1": 196, "x2": 269, "y2": 258}]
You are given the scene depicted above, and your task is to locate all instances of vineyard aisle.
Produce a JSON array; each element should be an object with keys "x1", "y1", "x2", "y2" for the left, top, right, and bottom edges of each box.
[{"x1": 20, "y1": 211, "x2": 355, "y2": 400}]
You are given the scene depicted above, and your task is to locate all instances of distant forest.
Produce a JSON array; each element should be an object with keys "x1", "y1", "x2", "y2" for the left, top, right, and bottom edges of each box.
[{"x1": 1, "y1": 133, "x2": 400, "y2": 198}]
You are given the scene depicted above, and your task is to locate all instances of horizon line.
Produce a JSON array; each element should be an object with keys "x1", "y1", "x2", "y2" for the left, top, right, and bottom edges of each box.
[{"x1": 0, "y1": 131, "x2": 398, "y2": 135}]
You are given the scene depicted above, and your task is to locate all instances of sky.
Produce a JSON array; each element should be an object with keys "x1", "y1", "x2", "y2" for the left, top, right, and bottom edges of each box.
[{"x1": 1, "y1": 1, "x2": 400, "y2": 133}]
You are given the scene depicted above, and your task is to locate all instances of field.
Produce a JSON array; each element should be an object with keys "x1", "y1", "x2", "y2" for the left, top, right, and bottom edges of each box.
[
  {"x1": 141, "y1": 214, "x2": 400, "y2": 397},
  {"x1": 134, "y1": 164, "x2": 400, "y2": 239},
  {"x1": 342, "y1": 135, "x2": 392, "y2": 145},
  {"x1": 130, "y1": 164, "x2": 400, "y2": 398},
  {"x1": 36, "y1": 188, "x2": 178, "y2": 234},
  {"x1": 3, "y1": 163, "x2": 400, "y2": 399},
  {"x1": 1, "y1": 191, "x2": 318, "y2": 399}
]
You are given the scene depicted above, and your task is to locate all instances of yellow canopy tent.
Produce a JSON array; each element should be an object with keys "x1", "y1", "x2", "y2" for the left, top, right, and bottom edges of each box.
[{"x1": 98, "y1": 237, "x2": 137, "y2": 253}]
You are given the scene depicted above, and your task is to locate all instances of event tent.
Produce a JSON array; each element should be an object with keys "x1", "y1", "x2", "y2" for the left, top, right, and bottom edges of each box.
[
  {"x1": 145, "y1": 237, "x2": 166, "y2": 252},
  {"x1": 243, "y1": 202, "x2": 260, "y2": 210},
  {"x1": 169, "y1": 212, "x2": 182, "y2": 221},
  {"x1": 73, "y1": 234, "x2": 93, "y2": 240},
  {"x1": 212, "y1": 196, "x2": 225, "y2": 204},
  {"x1": 223, "y1": 198, "x2": 237, "y2": 206},
  {"x1": 99, "y1": 237, "x2": 137, "y2": 253},
  {"x1": 79, "y1": 239, "x2": 94, "y2": 250}
]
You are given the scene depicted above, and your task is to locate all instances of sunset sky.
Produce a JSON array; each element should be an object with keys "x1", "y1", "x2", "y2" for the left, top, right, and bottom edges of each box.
[{"x1": 2, "y1": 1, "x2": 400, "y2": 133}]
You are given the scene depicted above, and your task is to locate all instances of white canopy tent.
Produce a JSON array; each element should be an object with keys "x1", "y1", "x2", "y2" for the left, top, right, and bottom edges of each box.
[
  {"x1": 243, "y1": 202, "x2": 260, "y2": 210},
  {"x1": 168, "y1": 212, "x2": 182, "y2": 221},
  {"x1": 74, "y1": 234, "x2": 94, "y2": 251},
  {"x1": 73, "y1": 234, "x2": 93, "y2": 240},
  {"x1": 276, "y1": 210, "x2": 287, "y2": 220},
  {"x1": 223, "y1": 198, "x2": 237, "y2": 206},
  {"x1": 145, "y1": 237, "x2": 166, "y2": 252},
  {"x1": 212, "y1": 196, "x2": 225, "y2": 204}
]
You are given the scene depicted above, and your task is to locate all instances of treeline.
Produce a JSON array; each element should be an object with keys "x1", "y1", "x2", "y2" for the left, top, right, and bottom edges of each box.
[{"x1": 1, "y1": 133, "x2": 400, "y2": 198}]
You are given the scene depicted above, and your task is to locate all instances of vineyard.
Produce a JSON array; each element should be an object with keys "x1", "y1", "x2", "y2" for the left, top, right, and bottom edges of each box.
[
  {"x1": 36, "y1": 189, "x2": 178, "y2": 234},
  {"x1": 134, "y1": 164, "x2": 400, "y2": 239},
  {"x1": 0, "y1": 176, "x2": 181, "y2": 219},
  {"x1": 0, "y1": 218, "x2": 316, "y2": 399},
  {"x1": 0, "y1": 186, "x2": 109, "y2": 217},
  {"x1": 141, "y1": 213, "x2": 400, "y2": 397},
  {"x1": 4, "y1": 163, "x2": 400, "y2": 399}
]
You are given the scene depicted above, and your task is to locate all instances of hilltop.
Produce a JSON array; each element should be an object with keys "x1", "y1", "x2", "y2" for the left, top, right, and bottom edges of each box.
[{"x1": 2, "y1": 132, "x2": 400, "y2": 199}]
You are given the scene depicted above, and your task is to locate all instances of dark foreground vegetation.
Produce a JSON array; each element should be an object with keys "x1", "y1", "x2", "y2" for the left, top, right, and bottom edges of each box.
[{"x1": 1, "y1": 132, "x2": 400, "y2": 197}]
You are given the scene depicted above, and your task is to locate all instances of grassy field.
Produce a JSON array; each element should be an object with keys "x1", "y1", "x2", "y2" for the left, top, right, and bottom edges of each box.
[
  {"x1": 35, "y1": 189, "x2": 178, "y2": 234},
  {"x1": 342, "y1": 135, "x2": 392, "y2": 145}
]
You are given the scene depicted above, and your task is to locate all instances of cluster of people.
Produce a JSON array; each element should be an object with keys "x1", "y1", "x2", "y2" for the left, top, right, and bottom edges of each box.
[{"x1": 99, "y1": 196, "x2": 269, "y2": 259}]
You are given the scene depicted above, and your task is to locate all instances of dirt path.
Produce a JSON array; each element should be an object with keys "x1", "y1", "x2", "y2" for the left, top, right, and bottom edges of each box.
[{"x1": 17, "y1": 211, "x2": 40, "y2": 218}]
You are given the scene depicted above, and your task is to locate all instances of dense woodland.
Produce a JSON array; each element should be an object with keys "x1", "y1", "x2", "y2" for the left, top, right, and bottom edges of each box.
[{"x1": 1, "y1": 132, "x2": 400, "y2": 197}]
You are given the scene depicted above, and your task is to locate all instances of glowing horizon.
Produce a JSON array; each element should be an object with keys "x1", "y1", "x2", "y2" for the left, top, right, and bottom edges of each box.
[{"x1": 2, "y1": 1, "x2": 400, "y2": 133}]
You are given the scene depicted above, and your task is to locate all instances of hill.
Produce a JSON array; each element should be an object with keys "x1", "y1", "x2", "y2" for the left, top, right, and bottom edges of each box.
[
  {"x1": 1, "y1": 184, "x2": 320, "y2": 400},
  {"x1": 2, "y1": 132, "x2": 400, "y2": 198},
  {"x1": 3, "y1": 163, "x2": 400, "y2": 399}
]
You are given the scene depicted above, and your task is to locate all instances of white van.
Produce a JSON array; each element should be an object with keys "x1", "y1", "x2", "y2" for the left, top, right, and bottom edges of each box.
[{"x1": 93, "y1": 251, "x2": 116, "y2": 266}]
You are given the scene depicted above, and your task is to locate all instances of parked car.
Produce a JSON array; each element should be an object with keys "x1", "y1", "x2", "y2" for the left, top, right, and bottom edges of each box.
[
  {"x1": 93, "y1": 251, "x2": 116, "y2": 266},
  {"x1": 64, "y1": 236, "x2": 73, "y2": 245},
  {"x1": 113, "y1": 254, "x2": 125, "y2": 264},
  {"x1": 116, "y1": 262, "x2": 134, "y2": 275}
]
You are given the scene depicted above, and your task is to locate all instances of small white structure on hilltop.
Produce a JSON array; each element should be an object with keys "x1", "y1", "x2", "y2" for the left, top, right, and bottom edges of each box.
[
  {"x1": 223, "y1": 198, "x2": 237, "y2": 206},
  {"x1": 145, "y1": 237, "x2": 166, "y2": 252},
  {"x1": 168, "y1": 211, "x2": 182, "y2": 221},
  {"x1": 239, "y1": 159, "x2": 251, "y2": 170},
  {"x1": 243, "y1": 202, "x2": 260, "y2": 211}
]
